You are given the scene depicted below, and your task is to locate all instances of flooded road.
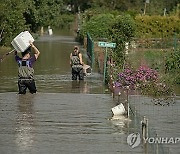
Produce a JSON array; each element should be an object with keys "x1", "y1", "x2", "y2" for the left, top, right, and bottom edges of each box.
[
  {"x1": 0, "y1": 28, "x2": 179, "y2": 153},
  {"x1": 0, "y1": 29, "x2": 144, "y2": 154},
  {"x1": 0, "y1": 29, "x2": 105, "y2": 93},
  {"x1": 0, "y1": 92, "x2": 143, "y2": 154}
]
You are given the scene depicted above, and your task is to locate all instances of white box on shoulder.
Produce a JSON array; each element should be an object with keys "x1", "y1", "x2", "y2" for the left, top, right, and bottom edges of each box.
[{"x1": 11, "y1": 31, "x2": 34, "y2": 52}]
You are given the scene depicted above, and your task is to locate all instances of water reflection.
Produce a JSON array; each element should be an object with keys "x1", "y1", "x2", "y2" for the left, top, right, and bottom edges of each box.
[
  {"x1": 71, "y1": 80, "x2": 90, "y2": 93},
  {"x1": 110, "y1": 115, "x2": 131, "y2": 135},
  {"x1": 15, "y1": 94, "x2": 35, "y2": 152}
]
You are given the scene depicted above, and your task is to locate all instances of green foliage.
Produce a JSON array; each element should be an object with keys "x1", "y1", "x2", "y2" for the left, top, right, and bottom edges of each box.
[
  {"x1": 82, "y1": 13, "x2": 115, "y2": 39},
  {"x1": 144, "y1": 50, "x2": 165, "y2": 72},
  {"x1": 170, "y1": 3, "x2": 180, "y2": 18},
  {"x1": 135, "y1": 15, "x2": 180, "y2": 38},
  {"x1": 68, "y1": 0, "x2": 179, "y2": 16},
  {"x1": 82, "y1": 7, "x2": 119, "y2": 23},
  {"x1": 165, "y1": 49, "x2": 180, "y2": 73},
  {"x1": 0, "y1": 0, "x2": 72, "y2": 46},
  {"x1": 128, "y1": 49, "x2": 180, "y2": 85},
  {"x1": 108, "y1": 14, "x2": 136, "y2": 68},
  {"x1": 25, "y1": 0, "x2": 73, "y2": 31},
  {"x1": 33, "y1": 0, "x2": 64, "y2": 28},
  {"x1": 0, "y1": 0, "x2": 28, "y2": 46},
  {"x1": 160, "y1": 49, "x2": 180, "y2": 85},
  {"x1": 81, "y1": 12, "x2": 135, "y2": 68},
  {"x1": 55, "y1": 14, "x2": 74, "y2": 28}
]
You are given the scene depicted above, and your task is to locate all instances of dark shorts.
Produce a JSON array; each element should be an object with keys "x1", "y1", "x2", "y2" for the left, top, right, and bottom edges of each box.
[
  {"x1": 72, "y1": 67, "x2": 84, "y2": 80},
  {"x1": 18, "y1": 78, "x2": 37, "y2": 94}
]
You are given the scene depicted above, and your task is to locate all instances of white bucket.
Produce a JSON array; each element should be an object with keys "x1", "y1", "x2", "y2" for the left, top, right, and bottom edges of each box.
[
  {"x1": 11, "y1": 31, "x2": 34, "y2": 52},
  {"x1": 111, "y1": 103, "x2": 126, "y2": 116}
]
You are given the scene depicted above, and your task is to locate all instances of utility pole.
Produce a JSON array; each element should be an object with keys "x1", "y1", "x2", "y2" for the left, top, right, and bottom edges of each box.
[
  {"x1": 164, "y1": 8, "x2": 167, "y2": 16},
  {"x1": 144, "y1": 0, "x2": 150, "y2": 15}
]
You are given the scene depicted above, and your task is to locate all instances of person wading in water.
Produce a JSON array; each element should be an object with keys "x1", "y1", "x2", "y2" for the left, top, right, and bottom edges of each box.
[
  {"x1": 70, "y1": 46, "x2": 84, "y2": 80},
  {"x1": 14, "y1": 42, "x2": 40, "y2": 94}
]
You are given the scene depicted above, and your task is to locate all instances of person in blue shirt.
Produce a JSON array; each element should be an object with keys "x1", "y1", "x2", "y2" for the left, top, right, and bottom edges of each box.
[{"x1": 15, "y1": 42, "x2": 40, "y2": 94}]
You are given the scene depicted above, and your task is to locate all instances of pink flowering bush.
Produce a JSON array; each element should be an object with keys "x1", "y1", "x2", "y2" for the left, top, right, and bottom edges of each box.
[
  {"x1": 135, "y1": 65, "x2": 158, "y2": 83},
  {"x1": 113, "y1": 65, "x2": 173, "y2": 96},
  {"x1": 115, "y1": 65, "x2": 158, "y2": 89},
  {"x1": 115, "y1": 68, "x2": 136, "y2": 89}
]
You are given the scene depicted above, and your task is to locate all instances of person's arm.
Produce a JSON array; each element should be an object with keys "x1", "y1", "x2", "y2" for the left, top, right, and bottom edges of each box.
[
  {"x1": 14, "y1": 51, "x2": 21, "y2": 62},
  {"x1": 79, "y1": 53, "x2": 84, "y2": 65},
  {"x1": 30, "y1": 42, "x2": 40, "y2": 60}
]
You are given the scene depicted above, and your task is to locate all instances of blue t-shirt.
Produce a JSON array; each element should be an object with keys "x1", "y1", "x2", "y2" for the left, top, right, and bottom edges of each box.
[{"x1": 15, "y1": 55, "x2": 36, "y2": 67}]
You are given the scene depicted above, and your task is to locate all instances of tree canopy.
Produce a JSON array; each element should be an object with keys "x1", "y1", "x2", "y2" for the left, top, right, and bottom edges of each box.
[
  {"x1": 0, "y1": 0, "x2": 179, "y2": 46},
  {"x1": 64, "y1": 0, "x2": 179, "y2": 15},
  {"x1": 0, "y1": 0, "x2": 65, "y2": 46}
]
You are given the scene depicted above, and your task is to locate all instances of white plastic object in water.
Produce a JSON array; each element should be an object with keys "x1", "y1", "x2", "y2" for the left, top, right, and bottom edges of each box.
[
  {"x1": 11, "y1": 31, "x2": 34, "y2": 52},
  {"x1": 111, "y1": 103, "x2": 126, "y2": 115},
  {"x1": 83, "y1": 64, "x2": 92, "y2": 76},
  {"x1": 48, "y1": 29, "x2": 53, "y2": 35}
]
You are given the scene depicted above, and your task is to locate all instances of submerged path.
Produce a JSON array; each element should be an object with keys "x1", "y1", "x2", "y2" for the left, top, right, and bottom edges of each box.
[{"x1": 0, "y1": 92, "x2": 143, "y2": 154}]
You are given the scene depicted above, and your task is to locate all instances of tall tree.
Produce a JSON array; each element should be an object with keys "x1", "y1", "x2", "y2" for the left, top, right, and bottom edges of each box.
[
  {"x1": 0, "y1": 0, "x2": 28, "y2": 46},
  {"x1": 31, "y1": 0, "x2": 64, "y2": 31}
]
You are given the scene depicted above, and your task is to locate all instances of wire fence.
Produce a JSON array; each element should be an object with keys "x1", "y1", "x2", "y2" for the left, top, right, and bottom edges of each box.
[
  {"x1": 111, "y1": 88, "x2": 180, "y2": 154},
  {"x1": 127, "y1": 36, "x2": 180, "y2": 53}
]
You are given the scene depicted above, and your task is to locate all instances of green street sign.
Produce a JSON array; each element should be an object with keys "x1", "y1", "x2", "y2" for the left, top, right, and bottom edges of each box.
[
  {"x1": 98, "y1": 41, "x2": 116, "y2": 48},
  {"x1": 98, "y1": 42, "x2": 106, "y2": 47}
]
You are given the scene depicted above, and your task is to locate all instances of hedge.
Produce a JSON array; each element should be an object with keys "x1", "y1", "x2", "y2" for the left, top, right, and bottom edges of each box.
[{"x1": 135, "y1": 15, "x2": 180, "y2": 38}]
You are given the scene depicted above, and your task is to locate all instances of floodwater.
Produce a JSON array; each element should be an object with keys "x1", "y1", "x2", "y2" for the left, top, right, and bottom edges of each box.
[
  {"x1": 0, "y1": 29, "x2": 144, "y2": 154},
  {"x1": 0, "y1": 92, "x2": 144, "y2": 154},
  {"x1": 0, "y1": 29, "x2": 104, "y2": 94}
]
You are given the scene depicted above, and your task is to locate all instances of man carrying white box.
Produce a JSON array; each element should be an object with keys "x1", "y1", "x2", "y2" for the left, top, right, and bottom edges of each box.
[{"x1": 14, "y1": 41, "x2": 40, "y2": 94}]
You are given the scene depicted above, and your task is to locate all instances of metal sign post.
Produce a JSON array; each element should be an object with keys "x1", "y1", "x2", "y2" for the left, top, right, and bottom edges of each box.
[
  {"x1": 98, "y1": 41, "x2": 116, "y2": 83},
  {"x1": 103, "y1": 47, "x2": 108, "y2": 83}
]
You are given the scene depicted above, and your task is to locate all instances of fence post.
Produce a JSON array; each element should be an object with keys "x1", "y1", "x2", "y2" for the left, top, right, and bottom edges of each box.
[
  {"x1": 118, "y1": 92, "x2": 121, "y2": 102},
  {"x1": 156, "y1": 134, "x2": 159, "y2": 154},
  {"x1": 142, "y1": 116, "x2": 148, "y2": 142},
  {"x1": 146, "y1": 118, "x2": 148, "y2": 140},
  {"x1": 112, "y1": 83, "x2": 115, "y2": 98},
  {"x1": 126, "y1": 86, "x2": 130, "y2": 118}
]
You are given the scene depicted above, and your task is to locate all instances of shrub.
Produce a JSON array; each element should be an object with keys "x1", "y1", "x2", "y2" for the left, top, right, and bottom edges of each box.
[
  {"x1": 164, "y1": 49, "x2": 180, "y2": 84},
  {"x1": 135, "y1": 15, "x2": 180, "y2": 38},
  {"x1": 81, "y1": 13, "x2": 115, "y2": 39},
  {"x1": 115, "y1": 65, "x2": 158, "y2": 88},
  {"x1": 114, "y1": 65, "x2": 174, "y2": 96},
  {"x1": 165, "y1": 50, "x2": 180, "y2": 73},
  {"x1": 108, "y1": 14, "x2": 136, "y2": 68}
]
